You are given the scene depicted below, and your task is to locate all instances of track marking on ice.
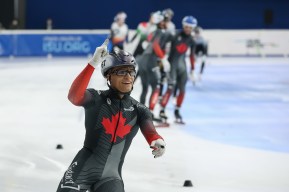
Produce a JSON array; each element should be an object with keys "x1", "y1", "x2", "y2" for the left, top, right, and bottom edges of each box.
[
  {"x1": 0, "y1": 154, "x2": 36, "y2": 170},
  {"x1": 35, "y1": 153, "x2": 67, "y2": 172}
]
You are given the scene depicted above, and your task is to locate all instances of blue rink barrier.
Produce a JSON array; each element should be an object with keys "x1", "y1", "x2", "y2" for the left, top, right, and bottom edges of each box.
[{"x1": 0, "y1": 32, "x2": 110, "y2": 57}]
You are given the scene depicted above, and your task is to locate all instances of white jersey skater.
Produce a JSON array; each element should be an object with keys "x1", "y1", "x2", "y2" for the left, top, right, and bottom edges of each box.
[{"x1": 111, "y1": 22, "x2": 128, "y2": 44}]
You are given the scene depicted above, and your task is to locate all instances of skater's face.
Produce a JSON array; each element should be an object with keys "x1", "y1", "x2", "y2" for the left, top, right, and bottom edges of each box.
[
  {"x1": 108, "y1": 66, "x2": 136, "y2": 94},
  {"x1": 158, "y1": 20, "x2": 167, "y2": 29},
  {"x1": 183, "y1": 25, "x2": 193, "y2": 35},
  {"x1": 117, "y1": 19, "x2": 125, "y2": 26}
]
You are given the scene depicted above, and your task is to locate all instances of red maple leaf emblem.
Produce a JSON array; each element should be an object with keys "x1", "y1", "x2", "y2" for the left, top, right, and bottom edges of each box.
[
  {"x1": 101, "y1": 112, "x2": 133, "y2": 143},
  {"x1": 176, "y1": 43, "x2": 188, "y2": 54}
]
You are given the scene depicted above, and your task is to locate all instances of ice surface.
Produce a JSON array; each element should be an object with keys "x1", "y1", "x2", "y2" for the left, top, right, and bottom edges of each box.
[{"x1": 0, "y1": 57, "x2": 289, "y2": 192}]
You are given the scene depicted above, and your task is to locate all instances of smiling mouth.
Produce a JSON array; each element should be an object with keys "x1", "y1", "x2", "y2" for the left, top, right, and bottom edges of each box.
[{"x1": 122, "y1": 82, "x2": 132, "y2": 84}]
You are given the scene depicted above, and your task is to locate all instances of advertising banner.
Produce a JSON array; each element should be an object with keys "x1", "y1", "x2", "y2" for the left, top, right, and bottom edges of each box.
[{"x1": 0, "y1": 32, "x2": 109, "y2": 56}]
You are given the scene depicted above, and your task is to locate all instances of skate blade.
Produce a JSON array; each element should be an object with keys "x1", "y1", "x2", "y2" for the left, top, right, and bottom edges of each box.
[
  {"x1": 159, "y1": 115, "x2": 168, "y2": 120},
  {"x1": 174, "y1": 119, "x2": 185, "y2": 125},
  {"x1": 154, "y1": 122, "x2": 170, "y2": 128},
  {"x1": 153, "y1": 117, "x2": 163, "y2": 123}
]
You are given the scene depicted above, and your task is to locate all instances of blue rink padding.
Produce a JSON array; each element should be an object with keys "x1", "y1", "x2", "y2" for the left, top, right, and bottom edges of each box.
[
  {"x1": 0, "y1": 33, "x2": 111, "y2": 56},
  {"x1": 179, "y1": 62, "x2": 289, "y2": 153},
  {"x1": 0, "y1": 34, "x2": 13, "y2": 56}
]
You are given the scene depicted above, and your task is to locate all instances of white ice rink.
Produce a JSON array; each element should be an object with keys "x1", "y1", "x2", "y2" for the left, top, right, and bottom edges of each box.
[{"x1": 0, "y1": 56, "x2": 289, "y2": 192}]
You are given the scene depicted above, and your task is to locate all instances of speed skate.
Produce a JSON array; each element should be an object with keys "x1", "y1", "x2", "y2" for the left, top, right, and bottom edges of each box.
[{"x1": 153, "y1": 117, "x2": 170, "y2": 128}]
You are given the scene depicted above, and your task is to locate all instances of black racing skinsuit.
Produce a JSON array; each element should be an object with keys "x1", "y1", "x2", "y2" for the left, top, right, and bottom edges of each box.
[
  {"x1": 136, "y1": 28, "x2": 173, "y2": 105},
  {"x1": 159, "y1": 30, "x2": 196, "y2": 110},
  {"x1": 168, "y1": 30, "x2": 195, "y2": 92},
  {"x1": 56, "y1": 64, "x2": 163, "y2": 192}
]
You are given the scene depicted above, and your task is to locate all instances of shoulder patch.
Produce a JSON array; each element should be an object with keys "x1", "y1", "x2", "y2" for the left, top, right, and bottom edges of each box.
[
  {"x1": 124, "y1": 106, "x2": 135, "y2": 111},
  {"x1": 136, "y1": 102, "x2": 148, "y2": 110},
  {"x1": 107, "y1": 98, "x2": 111, "y2": 105}
]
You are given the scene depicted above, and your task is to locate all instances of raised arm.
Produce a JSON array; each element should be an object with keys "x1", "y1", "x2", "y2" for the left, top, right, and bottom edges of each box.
[
  {"x1": 68, "y1": 39, "x2": 109, "y2": 106},
  {"x1": 68, "y1": 65, "x2": 95, "y2": 106}
]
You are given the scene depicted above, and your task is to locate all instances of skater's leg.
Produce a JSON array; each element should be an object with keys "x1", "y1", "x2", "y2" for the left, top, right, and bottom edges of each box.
[
  {"x1": 172, "y1": 86, "x2": 178, "y2": 105},
  {"x1": 189, "y1": 50, "x2": 196, "y2": 84},
  {"x1": 158, "y1": 64, "x2": 177, "y2": 120},
  {"x1": 160, "y1": 67, "x2": 175, "y2": 107},
  {"x1": 174, "y1": 91, "x2": 185, "y2": 123},
  {"x1": 92, "y1": 179, "x2": 124, "y2": 192},
  {"x1": 160, "y1": 85, "x2": 173, "y2": 109},
  {"x1": 176, "y1": 91, "x2": 185, "y2": 108},
  {"x1": 149, "y1": 66, "x2": 161, "y2": 111},
  {"x1": 149, "y1": 85, "x2": 160, "y2": 111},
  {"x1": 56, "y1": 148, "x2": 94, "y2": 192},
  {"x1": 199, "y1": 56, "x2": 206, "y2": 80},
  {"x1": 174, "y1": 68, "x2": 187, "y2": 123},
  {"x1": 139, "y1": 71, "x2": 149, "y2": 105},
  {"x1": 176, "y1": 73, "x2": 187, "y2": 107},
  {"x1": 199, "y1": 44, "x2": 208, "y2": 79},
  {"x1": 159, "y1": 66, "x2": 166, "y2": 99},
  {"x1": 159, "y1": 85, "x2": 173, "y2": 120},
  {"x1": 159, "y1": 84, "x2": 173, "y2": 120},
  {"x1": 200, "y1": 58, "x2": 205, "y2": 74}
]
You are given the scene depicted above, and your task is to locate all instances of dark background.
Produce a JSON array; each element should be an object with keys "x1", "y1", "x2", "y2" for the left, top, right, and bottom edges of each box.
[
  {"x1": 1, "y1": 0, "x2": 289, "y2": 29},
  {"x1": 0, "y1": 0, "x2": 14, "y2": 28}
]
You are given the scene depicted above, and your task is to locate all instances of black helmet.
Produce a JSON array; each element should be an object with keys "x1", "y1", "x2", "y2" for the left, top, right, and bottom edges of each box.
[
  {"x1": 162, "y1": 8, "x2": 174, "y2": 20},
  {"x1": 101, "y1": 49, "x2": 137, "y2": 77}
]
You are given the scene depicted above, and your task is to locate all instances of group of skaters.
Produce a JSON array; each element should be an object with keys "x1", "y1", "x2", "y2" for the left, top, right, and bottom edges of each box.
[
  {"x1": 56, "y1": 8, "x2": 208, "y2": 192},
  {"x1": 109, "y1": 9, "x2": 208, "y2": 125}
]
